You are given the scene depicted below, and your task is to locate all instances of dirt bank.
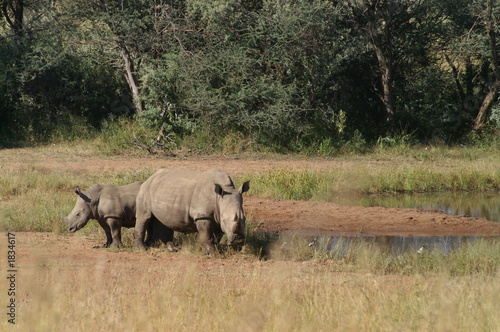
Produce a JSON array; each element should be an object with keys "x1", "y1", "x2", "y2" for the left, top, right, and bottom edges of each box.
[{"x1": 245, "y1": 197, "x2": 500, "y2": 237}]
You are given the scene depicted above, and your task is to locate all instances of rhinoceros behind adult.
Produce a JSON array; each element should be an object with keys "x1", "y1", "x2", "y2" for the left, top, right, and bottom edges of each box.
[
  {"x1": 134, "y1": 168, "x2": 250, "y2": 254},
  {"x1": 63, "y1": 182, "x2": 168, "y2": 248}
]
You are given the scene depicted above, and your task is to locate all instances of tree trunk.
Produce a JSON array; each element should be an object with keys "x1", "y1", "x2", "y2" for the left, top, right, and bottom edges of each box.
[
  {"x1": 2, "y1": 0, "x2": 24, "y2": 35},
  {"x1": 369, "y1": 20, "x2": 395, "y2": 123},
  {"x1": 473, "y1": 82, "x2": 498, "y2": 130},
  {"x1": 443, "y1": 51, "x2": 466, "y2": 103},
  {"x1": 118, "y1": 44, "x2": 144, "y2": 114},
  {"x1": 361, "y1": 0, "x2": 398, "y2": 124},
  {"x1": 373, "y1": 42, "x2": 395, "y2": 123},
  {"x1": 473, "y1": 0, "x2": 499, "y2": 130}
]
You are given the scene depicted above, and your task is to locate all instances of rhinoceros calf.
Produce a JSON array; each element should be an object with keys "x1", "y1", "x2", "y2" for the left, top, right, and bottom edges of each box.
[
  {"x1": 64, "y1": 182, "x2": 168, "y2": 248},
  {"x1": 134, "y1": 168, "x2": 250, "y2": 254}
]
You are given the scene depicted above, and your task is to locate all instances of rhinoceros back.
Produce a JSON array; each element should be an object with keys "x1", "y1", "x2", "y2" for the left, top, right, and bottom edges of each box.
[
  {"x1": 96, "y1": 181, "x2": 143, "y2": 226},
  {"x1": 141, "y1": 168, "x2": 233, "y2": 231}
]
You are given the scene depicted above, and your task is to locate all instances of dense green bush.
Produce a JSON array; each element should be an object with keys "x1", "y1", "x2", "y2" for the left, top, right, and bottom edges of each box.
[{"x1": 0, "y1": 0, "x2": 499, "y2": 148}]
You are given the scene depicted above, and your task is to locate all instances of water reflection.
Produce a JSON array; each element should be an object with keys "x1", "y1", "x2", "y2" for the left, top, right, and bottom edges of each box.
[
  {"x1": 329, "y1": 191, "x2": 500, "y2": 222},
  {"x1": 325, "y1": 235, "x2": 480, "y2": 255}
]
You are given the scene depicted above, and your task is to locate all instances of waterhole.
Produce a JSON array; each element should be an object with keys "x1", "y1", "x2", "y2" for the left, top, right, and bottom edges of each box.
[
  {"x1": 262, "y1": 191, "x2": 499, "y2": 256},
  {"x1": 324, "y1": 235, "x2": 488, "y2": 255},
  {"x1": 330, "y1": 191, "x2": 500, "y2": 222}
]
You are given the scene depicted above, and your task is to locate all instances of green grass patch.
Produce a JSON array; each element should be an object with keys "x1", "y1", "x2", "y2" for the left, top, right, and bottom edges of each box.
[
  {"x1": 373, "y1": 237, "x2": 500, "y2": 276},
  {"x1": 0, "y1": 167, "x2": 74, "y2": 198},
  {"x1": 360, "y1": 167, "x2": 500, "y2": 193},
  {"x1": 244, "y1": 169, "x2": 325, "y2": 200},
  {"x1": 243, "y1": 166, "x2": 500, "y2": 201},
  {"x1": 2, "y1": 191, "x2": 73, "y2": 232}
]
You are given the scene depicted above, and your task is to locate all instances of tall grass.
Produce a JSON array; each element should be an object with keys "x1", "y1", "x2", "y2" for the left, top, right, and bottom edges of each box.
[
  {"x1": 4, "y1": 249, "x2": 499, "y2": 331},
  {"x1": 0, "y1": 167, "x2": 73, "y2": 198},
  {"x1": 363, "y1": 167, "x2": 500, "y2": 193},
  {"x1": 244, "y1": 165, "x2": 500, "y2": 201}
]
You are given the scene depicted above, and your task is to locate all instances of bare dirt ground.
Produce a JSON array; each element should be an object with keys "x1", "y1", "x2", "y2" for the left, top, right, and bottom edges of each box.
[
  {"x1": 246, "y1": 197, "x2": 500, "y2": 236},
  {"x1": 12, "y1": 232, "x2": 273, "y2": 278}
]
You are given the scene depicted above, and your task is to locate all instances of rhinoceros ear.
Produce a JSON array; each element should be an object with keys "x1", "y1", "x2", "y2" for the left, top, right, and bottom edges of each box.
[
  {"x1": 240, "y1": 180, "x2": 250, "y2": 194},
  {"x1": 74, "y1": 187, "x2": 91, "y2": 203},
  {"x1": 215, "y1": 183, "x2": 225, "y2": 197}
]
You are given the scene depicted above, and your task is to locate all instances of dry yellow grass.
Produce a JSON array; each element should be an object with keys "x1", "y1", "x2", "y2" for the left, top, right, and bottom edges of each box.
[{"x1": 1, "y1": 232, "x2": 498, "y2": 332}]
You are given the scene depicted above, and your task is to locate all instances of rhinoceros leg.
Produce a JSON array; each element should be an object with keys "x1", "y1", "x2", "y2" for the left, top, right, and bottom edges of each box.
[
  {"x1": 144, "y1": 221, "x2": 178, "y2": 251},
  {"x1": 157, "y1": 225, "x2": 178, "y2": 252},
  {"x1": 164, "y1": 228, "x2": 179, "y2": 252},
  {"x1": 107, "y1": 218, "x2": 124, "y2": 248},
  {"x1": 145, "y1": 220, "x2": 167, "y2": 244},
  {"x1": 134, "y1": 201, "x2": 151, "y2": 251},
  {"x1": 195, "y1": 219, "x2": 216, "y2": 255},
  {"x1": 144, "y1": 222, "x2": 156, "y2": 246},
  {"x1": 97, "y1": 219, "x2": 113, "y2": 248}
]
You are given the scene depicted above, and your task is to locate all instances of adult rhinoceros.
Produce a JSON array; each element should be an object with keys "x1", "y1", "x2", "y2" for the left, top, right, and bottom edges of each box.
[
  {"x1": 64, "y1": 182, "x2": 168, "y2": 248},
  {"x1": 134, "y1": 168, "x2": 250, "y2": 254}
]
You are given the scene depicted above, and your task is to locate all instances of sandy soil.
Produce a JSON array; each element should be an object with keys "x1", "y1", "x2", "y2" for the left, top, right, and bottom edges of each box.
[{"x1": 246, "y1": 197, "x2": 500, "y2": 236}]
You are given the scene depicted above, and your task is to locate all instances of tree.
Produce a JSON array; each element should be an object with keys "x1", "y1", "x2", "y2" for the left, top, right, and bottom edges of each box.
[
  {"x1": 0, "y1": 0, "x2": 134, "y2": 142},
  {"x1": 66, "y1": 0, "x2": 178, "y2": 114},
  {"x1": 345, "y1": 0, "x2": 429, "y2": 124},
  {"x1": 441, "y1": 0, "x2": 499, "y2": 132},
  {"x1": 1, "y1": 0, "x2": 23, "y2": 35},
  {"x1": 473, "y1": 0, "x2": 499, "y2": 130}
]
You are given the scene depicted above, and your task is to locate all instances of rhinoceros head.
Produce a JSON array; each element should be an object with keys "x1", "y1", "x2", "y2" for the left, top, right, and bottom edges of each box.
[
  {"x1": 215, "y1": 180, "x2": 250, "y2": 249},
  {"x1": 63, "y1": 187, "x2": 94, "y2": 233}
]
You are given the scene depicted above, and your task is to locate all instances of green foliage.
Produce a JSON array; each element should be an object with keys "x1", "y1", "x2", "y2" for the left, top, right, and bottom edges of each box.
[
  {"x1": 94, "y1": 117, "x2": 160, "y2": 156},
  {"x1": 0, "y1": 33, "x2": 131, "y2": 143},
  {"x1": 1, "y1": 0, "x2": 499, "y2": 147},
  {"x1": 464, "y1": 127, "x2": 500, "y2": 149}
]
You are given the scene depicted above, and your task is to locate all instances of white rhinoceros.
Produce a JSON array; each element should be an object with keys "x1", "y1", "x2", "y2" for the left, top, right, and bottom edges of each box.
[
  {"x1": 134, "y1": 168, "x2": 249, "y2": 254},
  {"x1": 64, "y1": 182, "x2": 167, "y2": 248}
]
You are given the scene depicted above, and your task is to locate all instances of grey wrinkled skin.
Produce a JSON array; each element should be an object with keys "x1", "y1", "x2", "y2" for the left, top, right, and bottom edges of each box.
[
  {"x1": 134, "y1": 168, "x2": 250, "y2": 254},
  {"x1": 63, "y1": 182, "x2": 168, "y2": 248}
]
